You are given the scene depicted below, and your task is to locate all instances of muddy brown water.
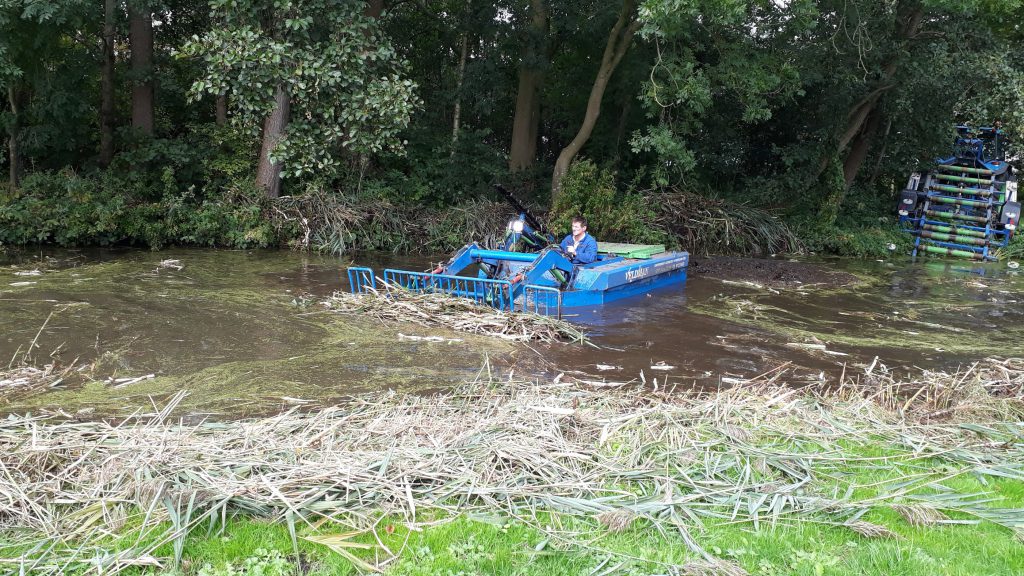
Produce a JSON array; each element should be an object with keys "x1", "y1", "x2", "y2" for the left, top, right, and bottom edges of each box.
[{"x1": 1, "y1": 247, "x2": 1022, "y2": 418}]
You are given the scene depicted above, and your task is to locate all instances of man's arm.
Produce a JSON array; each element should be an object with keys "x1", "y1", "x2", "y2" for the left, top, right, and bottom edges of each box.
[{"x1": 576, "y1": 236, "x2": 598, "y2": 264}]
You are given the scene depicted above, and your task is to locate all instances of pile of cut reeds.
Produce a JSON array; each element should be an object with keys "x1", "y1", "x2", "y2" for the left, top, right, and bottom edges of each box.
[
  {"x1": 274, "y1": 190, "x2": 520, "y2": 255},
  {"x1": 323, "y1": 285, "x2": 588, "y2": 344},
  {"x1": 1, "y1": 359, "x2": 1021, "y2": 574},
  {"x1": 0, "y1": 362, "x2": 76, "y2": 395},
  {"x1": 647, "y1": 188, "x2": 801, "y2": 256},
  {"x1": 837, "y1": 356, "x2": 1024, "y2": 420}
]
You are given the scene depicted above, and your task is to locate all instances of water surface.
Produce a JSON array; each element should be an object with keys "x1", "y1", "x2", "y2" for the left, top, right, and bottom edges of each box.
[{"x1": 2, "y1": 248, "x2": 1021, "y2": 417}]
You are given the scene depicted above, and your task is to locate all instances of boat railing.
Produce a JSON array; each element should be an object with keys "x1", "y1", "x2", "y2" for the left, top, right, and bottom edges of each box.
[
  {"x1": 347, "y1": 266, "x2": 377, "y2": 293},
  {"x1": 382, "y1": 269, "x2": 515, "y2": 311},
  {"x1": 346, "y1": 267, "x2": 562, "y2": 316},
  {"x1": 523, "y1": 284, "x2": 562, "y2": 319}
]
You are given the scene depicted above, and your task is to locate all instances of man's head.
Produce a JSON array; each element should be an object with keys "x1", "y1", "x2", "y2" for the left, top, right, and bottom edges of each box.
[{"x1": 571, "y1": 216, "x2": 588, "y2": 237}]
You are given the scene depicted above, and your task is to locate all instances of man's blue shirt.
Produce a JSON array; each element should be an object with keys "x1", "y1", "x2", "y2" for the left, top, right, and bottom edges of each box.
[{"x1": 560, "y1": 232, "x2": 598, "y2": 265}]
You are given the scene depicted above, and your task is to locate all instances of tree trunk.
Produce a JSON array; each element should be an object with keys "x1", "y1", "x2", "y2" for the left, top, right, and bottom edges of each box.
[
  {"x1": 550, "y1": 0, "x2": 639, "y2": 201},
  {"x1": 129, "y1": 2, "x2": 154, "y2": 135},
  {"x1": 7, "y1": 86, "x2": 22, "y2": 191},
  {"x1": 99, "y1": 0, "x2": 116, "y2": 167},
  {"x1": 216, "y1": 92, "x2": 228, "y2": 126},
  {"x1": 843, "y1": 108, "x2": 883, "y2": 189},
  {"x1": 365, "y1": 0, "x2": 384, "y2": 18},
  {"x1": 868, "y1": 117, "x2": 894, "y2": 185},
  {"x1": 508, "y1": 0, "x2": 548, "y2": 172},
  {"x1": 256, "y1": 86, "x2": 290, "y2": 198},
  {"x1": 613, "y1": 95, "x2": 631, "y2": 162},
  {"x1": 450, "y1": 33, "x2": 468, "y2": 155},
  {"x1": 823, "y1": 3, "x2": 924, "y2": 188}
]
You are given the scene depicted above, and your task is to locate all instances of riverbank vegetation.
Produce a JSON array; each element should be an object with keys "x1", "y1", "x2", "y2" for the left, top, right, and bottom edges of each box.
[
  {"x1": 1, "y1": 358, "x2": 1022, "y2": 574},
  {"x1": 2, "y1": 1, "x2": 1022, "y2": 258}
]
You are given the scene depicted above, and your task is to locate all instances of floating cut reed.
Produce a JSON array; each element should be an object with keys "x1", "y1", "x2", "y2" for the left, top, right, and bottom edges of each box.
[{"x1": 322, "y1": 286, "x2": 589, "y2": 344}]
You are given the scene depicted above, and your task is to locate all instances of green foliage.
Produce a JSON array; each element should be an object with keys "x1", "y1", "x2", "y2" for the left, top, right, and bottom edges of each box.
[
  {"x1": 629, "y1": 124, "x2": 696, "y2": 187},
  {"x1": 373, "y1": 127, "x2": 508, "y2": 208},
  {"x1": 994, "y1": 233, "x2": 1024, "y2": 262},
  {"x1": 798, "y1": 222, "x2": 911, "y2": 259},
  {"x1": 956, "y1": 52, "x2": 1024, "y2": 159},
  {"x1": 180, "y1": 0, "x2": 419, "y2": 179},
  {"x1": 197, "y1": 548, "x2": 293, "y2": 576},
  {"x1": 1, "y1": 0, "x2": 1022, "y2": 261},
  {"x1": 550, "y1": 159, "x2": 662, "y2": 244},
  {"x1": 0, "y1": 169, "x2": 281, "y2": 249}
]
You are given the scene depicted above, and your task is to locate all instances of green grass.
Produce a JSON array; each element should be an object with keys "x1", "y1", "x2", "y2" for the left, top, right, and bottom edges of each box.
[
  {"x1": 127, "y1": 502, "x2": 1022, "y2": 576},
  {"x1": 14, "y1": 470, "x2": 1017, "y2": 576},
  {"x1": 173, "y1": 435, "x2": 1021, "y2": 576}
]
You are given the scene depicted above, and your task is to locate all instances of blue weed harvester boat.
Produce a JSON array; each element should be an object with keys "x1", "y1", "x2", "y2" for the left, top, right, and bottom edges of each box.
[
  {"x1": 897, "y1": 125, "x2": 1019, "y2": 261},
  {"x1": 347, "y1": 202, "x2": 688, "y2": 318}
]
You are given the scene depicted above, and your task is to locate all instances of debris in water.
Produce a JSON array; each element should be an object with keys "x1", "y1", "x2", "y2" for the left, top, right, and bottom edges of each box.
[
  {"x1": 108, "y1": 374, "x2": 156, "y2": 388},
  {"x1": 595, "y1": 364, "x2": 620, "y2": 371},
  {"x1": 785, "y1": 342, "x2": 849, "y2": 357},
  {"x1": 156, "y1": 259, "x2": 184, "y2": 271},
  {"x1": 281, "y1": 396, "x2": 313, "y2": 404},
  {"x1": 398, "y1": 333, "x2": 463, "y2": 344},
  {"x1": 649, "y1": 361, "x2": 675, "y2": 371},
  {"x1": 324, "y1": 288, "x2": 589, "y2": 344}
]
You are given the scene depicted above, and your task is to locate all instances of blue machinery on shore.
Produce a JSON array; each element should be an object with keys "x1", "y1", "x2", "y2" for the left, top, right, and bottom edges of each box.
[
  {"x1": 347, "y1": 216, "x2": 689, "y2": 317},
  {"x1": 897, "y1": 126, "x2": 1019, "y2": 261}
]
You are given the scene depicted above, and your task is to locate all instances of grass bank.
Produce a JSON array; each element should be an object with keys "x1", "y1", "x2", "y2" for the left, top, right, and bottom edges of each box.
[{"x1": 1, "y1": 358, "x2": 1022, "y2": 575}]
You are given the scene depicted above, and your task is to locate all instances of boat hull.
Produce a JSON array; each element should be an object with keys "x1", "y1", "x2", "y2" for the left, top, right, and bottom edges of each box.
[{"x1": 523, "y1": 251, "x2": 689, "y2": 309}]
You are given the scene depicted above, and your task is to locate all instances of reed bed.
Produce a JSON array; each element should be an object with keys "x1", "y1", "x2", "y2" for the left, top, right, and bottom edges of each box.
[
  {"x1": 648, "y1": 188, "x2": 802, "y2": 256},
  {"x1": 1, "y1": 359, "x2": 1022, "y2": 574},
  {"x1": 322, "y1": 285, "x2": 589, "y2": 344},
  {"x1": 274, "y1": 191, "x2": 518, "y2": 255}
]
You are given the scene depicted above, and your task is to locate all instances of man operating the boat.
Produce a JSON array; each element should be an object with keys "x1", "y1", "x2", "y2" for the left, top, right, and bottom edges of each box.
[{"x1": 560, "y1": 216, "x2": 598, "y2": 265}]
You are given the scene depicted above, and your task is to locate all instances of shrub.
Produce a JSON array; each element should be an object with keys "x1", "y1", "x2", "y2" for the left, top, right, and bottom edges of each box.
[
  {"x1": 0, "y1": 170, "x2": 282, "y2": 249},
  {"x1": 549, "y1": 159, "x2": 662, "y2": 244}
]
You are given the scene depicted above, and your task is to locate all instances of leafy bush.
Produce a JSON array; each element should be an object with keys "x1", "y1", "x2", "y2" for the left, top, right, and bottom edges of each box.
[
  {"x1": 370, "y1": 127, "x2": 508, "y2": 208},
  {"x1": 549, "y1": 159, "x2": 662, "y2": 244},
  {"x1": 995, "y1": 232, "x2": 1024, "y2": 262},
  {"x1": 0, "y1": 170, "x2": 281, "y2": 249},
  {"x1": 797, "y1": 221, "x2": 910, "y2": 258}
]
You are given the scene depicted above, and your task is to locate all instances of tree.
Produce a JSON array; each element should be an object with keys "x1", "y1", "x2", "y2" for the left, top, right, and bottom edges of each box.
[
  {"x1": 129, "y1": 0, "x2": 154, "y2": 135},
  {"x1": 508, "y1": 0, "x2": 548, "y2": 172},
  {"x1": 182, "y1": 0, "x2": 418, "y2": 197},
  {"x1": 2, "y1": 0, "x2": 93, "y2": 187},
  {"x1": 550, "y1": 0, "x2": 640, "y2": 200},
  {"x1": 99, "y1": 0, "x2": 116, "y2": 166},
  {"x1": 802, "y1": 0, "x2": 1024, "y2": 218}
]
